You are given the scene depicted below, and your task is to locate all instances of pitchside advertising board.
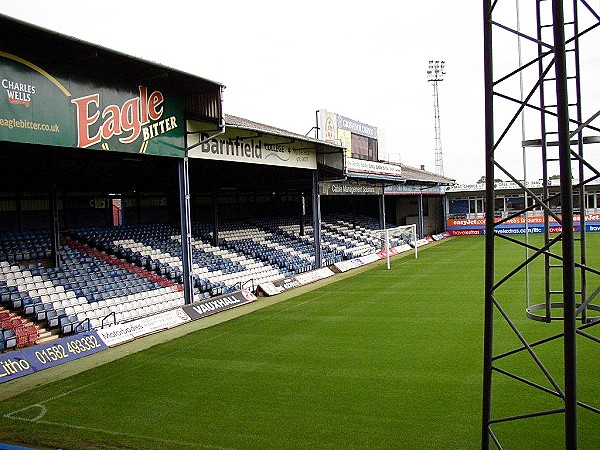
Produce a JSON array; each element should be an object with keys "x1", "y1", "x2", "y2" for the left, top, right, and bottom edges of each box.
[
  {"x1": 0, "y1": 290, "x2": 257, "y2": 383},
  {"x1": 0, "y1": 51, "x2": 184, "y2": 156},
  {"x1": 0, "y1": 330, "x2": 107, "y2": 383},
  {"x1": 446, "y1": 213, "x2": 600, "y2": 235}
]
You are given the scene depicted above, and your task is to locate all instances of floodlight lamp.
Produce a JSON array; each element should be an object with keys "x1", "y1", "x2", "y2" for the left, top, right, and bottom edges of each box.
[{"x1": 427, "y1": 60, "x2": 446, "y2": 82}]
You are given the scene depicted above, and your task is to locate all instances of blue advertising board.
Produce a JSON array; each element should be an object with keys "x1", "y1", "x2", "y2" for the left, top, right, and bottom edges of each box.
[{"x1": 0, "y1": 330, "x2": 107, "y2": 384}]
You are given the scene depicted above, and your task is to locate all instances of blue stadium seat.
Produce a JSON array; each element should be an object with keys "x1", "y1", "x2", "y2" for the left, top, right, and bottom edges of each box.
[{"x1": 2, "y1": 329, "x2": 17, "y2": 350}]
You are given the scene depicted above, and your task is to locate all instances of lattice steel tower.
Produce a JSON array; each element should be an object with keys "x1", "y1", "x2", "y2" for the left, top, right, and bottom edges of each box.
[
  {"x1": 482, "y1": 1, "x2": 600, "y2": 449},
  {"x1": 427, "y1": 60, "x2": 445, "y2": 176}
]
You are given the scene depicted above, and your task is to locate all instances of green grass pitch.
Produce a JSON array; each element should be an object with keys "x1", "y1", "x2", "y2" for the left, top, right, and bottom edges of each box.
[{"x1": 1, "y1": 236, "x2": 599, "y2": 449}]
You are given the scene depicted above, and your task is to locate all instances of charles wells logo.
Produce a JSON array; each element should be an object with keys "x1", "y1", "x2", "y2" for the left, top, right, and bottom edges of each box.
[
  {"x1": 71, "y1": 85, "x2": 178, "y2": 152},
  {"x1": 2, "y1": 78, "x2": 36, "y2": 107}
]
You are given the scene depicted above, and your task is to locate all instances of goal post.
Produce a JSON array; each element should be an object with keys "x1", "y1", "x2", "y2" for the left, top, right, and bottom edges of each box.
[{"x1": 373, "y1": 224, "x2": 418, "y2": 270}]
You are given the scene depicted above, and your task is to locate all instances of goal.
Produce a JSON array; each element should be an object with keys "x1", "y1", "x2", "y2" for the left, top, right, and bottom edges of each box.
[{"x1": 372, "y1": 224, "x2": 418, "y2": 269}]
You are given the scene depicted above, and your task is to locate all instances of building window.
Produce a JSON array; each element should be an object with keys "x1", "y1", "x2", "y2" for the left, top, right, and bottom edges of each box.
[
  {"x1": 449, "y1": 199, "x2": 469, "y2": 218},
  {"x1": 350, "y1": 134, "x2": 378, "y2": 161}
]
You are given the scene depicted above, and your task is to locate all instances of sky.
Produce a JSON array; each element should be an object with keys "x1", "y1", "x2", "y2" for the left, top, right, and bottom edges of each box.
[{"x1": 1, "y1": 0, "x2": 598, "y2": 185}]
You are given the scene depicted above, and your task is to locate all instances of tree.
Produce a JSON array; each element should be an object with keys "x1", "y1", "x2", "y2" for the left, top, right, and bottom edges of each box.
[{"x1": 477, "y1": 176, "x2": 503, "y2": 183}]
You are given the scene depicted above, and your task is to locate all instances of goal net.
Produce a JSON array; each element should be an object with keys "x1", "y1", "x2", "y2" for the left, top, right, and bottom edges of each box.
[{"x1": 372, "y1": 224, "x2": 418, "y2": 269}]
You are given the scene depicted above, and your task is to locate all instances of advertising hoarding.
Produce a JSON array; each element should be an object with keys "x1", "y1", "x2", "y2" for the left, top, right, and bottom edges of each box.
[
  {"x1": 446, "y1": 213, "x2": 600, "y2": 234},
  {"x1": 319, "y1": 110, "x2": 378, "y2": 159},
  {"x1": 187, "y1": 121, "x2": 317, "y2": 169},
  {"x1": 0, "y1": 51, "x2": 185, "y2": 156}
]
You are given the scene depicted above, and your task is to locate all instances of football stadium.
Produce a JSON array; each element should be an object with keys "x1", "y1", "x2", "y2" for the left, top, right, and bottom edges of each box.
[{"x1": 1, "y1": 2, "x2": 600, "y2": 449}]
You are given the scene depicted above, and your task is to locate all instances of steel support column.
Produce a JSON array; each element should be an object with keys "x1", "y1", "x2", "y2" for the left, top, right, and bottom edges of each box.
[
  {"x1": 211, "y1": 180, "x2": 219, "y2": 248},
  {"x1": 417, "y1": 192, "x2": 424, "y2": 239},
  {"x1": 299, "y1": 194, "x2": 305, "y2": 237},
  {"x1": 50, "y1": 152, "x2": 60, "y2": 268},
  {"x1": 552, "y1": 0, "x2": 578, "y2": 445},
  {"x1": 379, "y1": 187, "x2": 386, "y2": 230},
  {"x1": 482, "y1": 0, "x2": 495, "y2": 447},
  {"x1": 312, "y1": 171, "x2": 322, "y2": 269},
  {"x1": 178, "y1": 156, "x2": 194, "y2": 305}
]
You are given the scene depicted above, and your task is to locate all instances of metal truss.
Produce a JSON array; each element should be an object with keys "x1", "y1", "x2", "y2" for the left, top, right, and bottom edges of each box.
[{"x1": 482, "y1": 0, "x2": 600, "y2": 448}]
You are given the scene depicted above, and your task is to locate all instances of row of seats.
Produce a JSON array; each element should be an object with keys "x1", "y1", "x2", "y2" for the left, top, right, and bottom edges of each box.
[
  {"x1": 72, "y1": 223, "x2": 289, "y2": 296},
  {"x1": 0, "y1": 238, "x2": 181, "y2": 339},
  {"x1": 0, "y1": 215, "x2": 392, "y2": 346},
  {"x1": 0, "y1": 230, "x2": 52, "y2": 263},
  {"x1": 221, "y1": 219, "x2": 341, "y2": 272}
]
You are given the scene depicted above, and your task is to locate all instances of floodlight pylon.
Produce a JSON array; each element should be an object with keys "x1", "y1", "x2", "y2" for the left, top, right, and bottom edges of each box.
[{"x1": 427, "y1": 60, "x2": 446, "y2": 177}]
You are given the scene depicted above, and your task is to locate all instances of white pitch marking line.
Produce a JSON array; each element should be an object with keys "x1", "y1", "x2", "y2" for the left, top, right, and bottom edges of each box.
[
  {"x1": 4, "y1": 403, "x2": 47, "y2": 421},
  {"x1": 5, "y1": 416, "x2": 235, "y2": 450}
]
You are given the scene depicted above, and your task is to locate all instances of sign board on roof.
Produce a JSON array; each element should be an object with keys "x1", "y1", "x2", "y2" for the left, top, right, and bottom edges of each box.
[
  {"x1": 443, "y1": 179, "x2": 579, "y2": 193},
  {"x1": 337, "y1": 114, "x2": 378, "y2": 139},
  {"x1": 319, "y1": 180, "x2": 383, "y2": 196},
  {"x1": 385, "y1": 184, "x2": 445, "y2": 194},
  {"x1": 318, "y1": 110, "x2": 378, "y2": 159},
  {"x1": 187, "y1": 120, "x2": 317, "y2": 169},
  {"x1": 346, "y1": 157, "x2": 402, "y2": 178},
  {"x1": 0, "y1": 51, "x2": 185, "y2": 156}
]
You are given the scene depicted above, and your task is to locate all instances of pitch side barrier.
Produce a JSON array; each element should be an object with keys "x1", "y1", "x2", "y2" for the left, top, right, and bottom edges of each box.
[
  {"x1": 257, "y1": 233, "x2": 450, "y2": 295},
  {"x1": 0, "y1": 290, "x2": 257, "y2": 384}
]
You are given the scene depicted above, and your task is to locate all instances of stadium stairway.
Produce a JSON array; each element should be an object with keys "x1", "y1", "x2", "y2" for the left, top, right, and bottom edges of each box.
[{"x1": 0, "y1": 306, "x2": 55, "y2": 350}]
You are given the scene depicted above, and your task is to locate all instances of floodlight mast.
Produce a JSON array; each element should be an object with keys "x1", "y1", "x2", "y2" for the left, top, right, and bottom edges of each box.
[{"x1": 427, "y1": 60, "x2": 445, "y2": 177}]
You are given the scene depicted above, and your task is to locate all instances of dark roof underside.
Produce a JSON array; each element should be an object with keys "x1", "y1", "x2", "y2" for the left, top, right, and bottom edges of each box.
[{"x1": 0, "y1": 142, "x2": 315, "y2": 195}]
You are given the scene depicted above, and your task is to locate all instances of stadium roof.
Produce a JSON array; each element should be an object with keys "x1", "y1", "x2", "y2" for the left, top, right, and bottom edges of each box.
[
  {"x1": 225, "y1": 113, "x2": 455, "y2": 186},
  {"x1": 222, "y1": 113, "x2": 345, "y2": 180},
  {"x1": 225, "y1": 114, "x2": 343, "y2": 148},
  {"x1": 0, "y1": 13, "x2": 452, "y2": 193},
  {"x1": 0, "y1": 13, "x2": 224, "y2": 124},
  {"x1": 399, "y1": 164, "x2": 455, "y2": 185}
]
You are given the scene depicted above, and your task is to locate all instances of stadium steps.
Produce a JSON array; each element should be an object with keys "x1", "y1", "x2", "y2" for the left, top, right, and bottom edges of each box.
[
  {"x1": 0, "y1": 307, "x2": 44, "y2": 349},
  {"x1": 36, "y1": 327, "x2": 59, "y2": 345}
]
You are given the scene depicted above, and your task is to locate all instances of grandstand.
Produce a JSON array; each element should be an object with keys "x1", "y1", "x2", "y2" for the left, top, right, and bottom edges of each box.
[
  {"x1": 0, "y1": 13, "x2": 452, "y2": 393},
  {"x1": 0, "y1": 214, "x2": 420, "y2": 349}
]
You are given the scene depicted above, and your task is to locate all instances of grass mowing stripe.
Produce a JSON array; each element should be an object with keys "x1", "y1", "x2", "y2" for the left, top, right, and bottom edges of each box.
[
  {"x1": 1, "y1": 284, "x2": 351, "y2": 449},
  {"x1": 4, "y1": 291, "x2": 329, "y2": 415}
]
